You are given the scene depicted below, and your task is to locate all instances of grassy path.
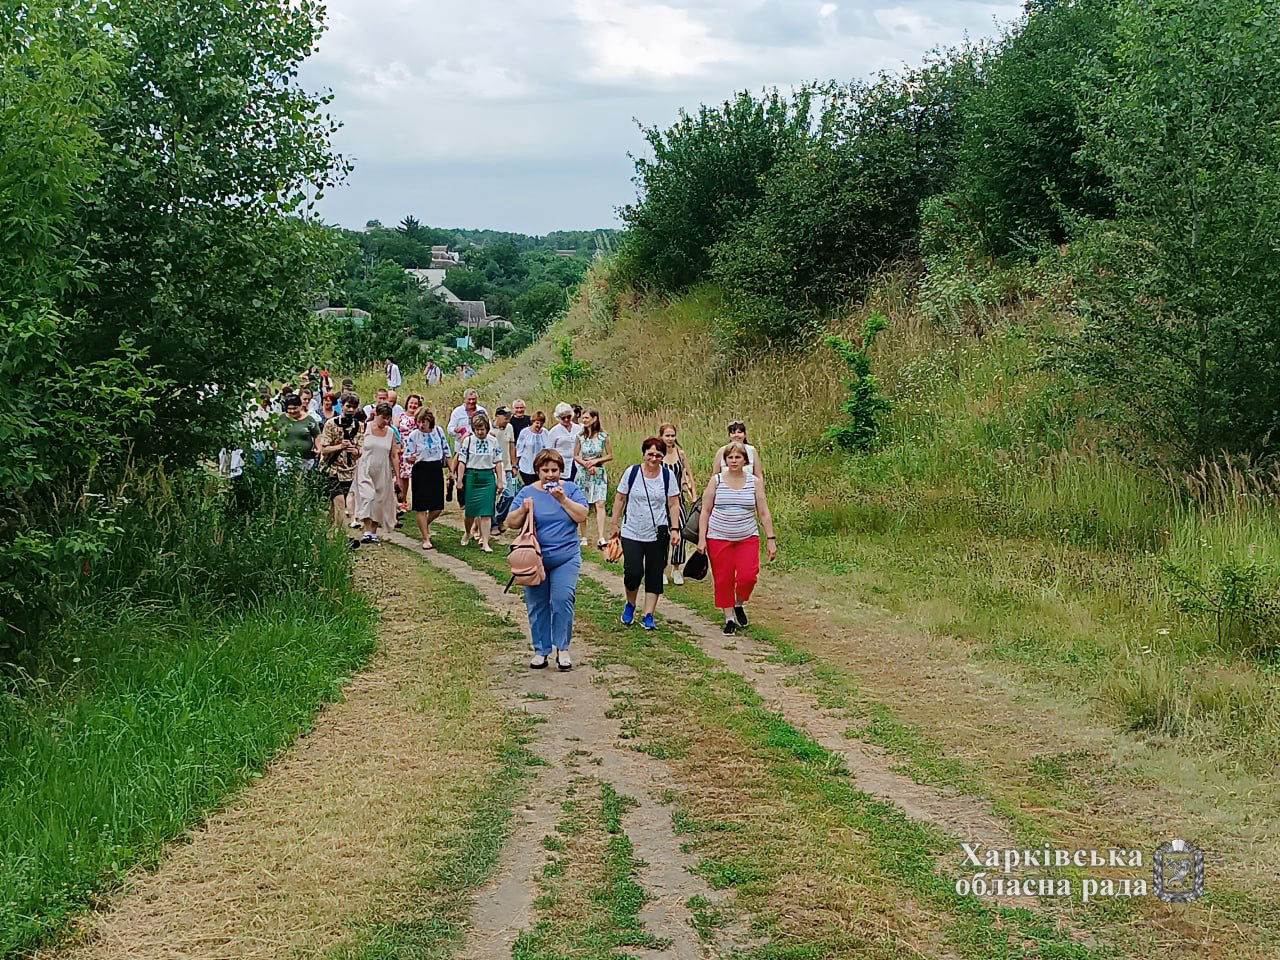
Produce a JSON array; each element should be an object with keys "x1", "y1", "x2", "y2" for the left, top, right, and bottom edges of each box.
[{"x1": 38, "y1": 517, "x2": 1278, "y2": 959}]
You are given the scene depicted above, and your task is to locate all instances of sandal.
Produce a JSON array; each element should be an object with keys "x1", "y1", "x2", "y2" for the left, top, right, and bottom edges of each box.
[{"x1": 480, "y1": 543, "x2": 493, "y2": 553}]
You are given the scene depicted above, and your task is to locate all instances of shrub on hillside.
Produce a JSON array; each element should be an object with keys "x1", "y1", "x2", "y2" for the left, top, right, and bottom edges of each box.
[
  {"x1": 618, "y1": 89, "x2": 814, "y2": 292},
  {"x1": 952, "y1": 0, "x2": 1118, "y2": 254},
  {"x1": 1062, "y1": 0, "x2": 1280, "y2": 461},
  {"x1": 711, "y1": 53, "x2": 982, "y2": 350}
]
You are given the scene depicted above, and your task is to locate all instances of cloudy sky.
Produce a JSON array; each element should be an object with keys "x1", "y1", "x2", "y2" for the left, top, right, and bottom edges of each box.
[{"x1": 301, "y1": 0, "x2": 1021, "y2": 235}]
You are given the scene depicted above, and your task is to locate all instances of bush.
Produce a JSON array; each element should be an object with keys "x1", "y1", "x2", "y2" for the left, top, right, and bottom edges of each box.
[
  {"x1": 825, "y1": 313, "x2": 892, "y2": 452},
  {"x1": 1062, "y1": 0, "x2": 1280, "y2": 461},
  {"x1": 619, "y1": 89, "x2": 814, "y2": 292},
  {"x1": 953, "y1": 0, "x2": 1118, "y2": 253},
  {"x1": 548, "y1": 338, "x2": 592, "y2": 391},
  {"x1": 711, "y1": 52, "x2": 981, "y2": 350}
]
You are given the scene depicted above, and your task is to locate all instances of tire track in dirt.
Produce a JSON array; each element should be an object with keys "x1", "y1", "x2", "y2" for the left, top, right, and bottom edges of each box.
[
  {"x1": 571, "y1": 562, "x2": 1038, "y2": 906},
  {"x1": 386, "y1": 531, "x2": 743, "y2": 959},
  {"x1": 426, "y1": 517, "x2": 1037, "y2": 910}
]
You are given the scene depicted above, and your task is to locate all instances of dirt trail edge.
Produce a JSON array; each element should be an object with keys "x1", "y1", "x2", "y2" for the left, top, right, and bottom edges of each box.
[
  {"x1": 386, "y1": 530, "x2": 743, "y2": 960},
  {"x1": 42, "y1": 551, "x2": 511, "y2": 960}
]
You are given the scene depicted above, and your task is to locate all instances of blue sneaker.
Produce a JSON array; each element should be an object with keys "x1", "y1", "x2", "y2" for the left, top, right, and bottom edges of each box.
[
  {"x1": 642, "y1": 613, "x2": 656, "y2": 631},
  {"x1": 620, "y1": 602, "x2": 635, "y2": 626}
]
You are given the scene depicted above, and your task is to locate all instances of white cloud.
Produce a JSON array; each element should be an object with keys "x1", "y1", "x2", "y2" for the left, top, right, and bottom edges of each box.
[{"x1": 301, "y1": 0, "x2": 1021, "y2": 232}]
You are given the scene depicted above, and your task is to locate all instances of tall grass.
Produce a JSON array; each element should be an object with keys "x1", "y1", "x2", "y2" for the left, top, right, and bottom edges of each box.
[{"x1": 0, "y1": 465, "x2": 376, "y2": 953}]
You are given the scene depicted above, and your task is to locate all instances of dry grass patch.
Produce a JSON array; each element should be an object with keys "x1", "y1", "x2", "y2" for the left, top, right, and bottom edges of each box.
[{"x1": 45, "y1": 549, "x2": 524, "y2": 960}]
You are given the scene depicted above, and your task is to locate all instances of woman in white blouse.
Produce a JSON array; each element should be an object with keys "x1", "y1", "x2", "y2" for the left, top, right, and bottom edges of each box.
[
  {"x1": 454, "y1": 412, "x2": 505, "y2": 552},
  {"x1": 545, "y1": 401, "x2": 583, "y2": 483},
  {"x1": 711, "y1": 420, "x2": 764, "y2": 478}
]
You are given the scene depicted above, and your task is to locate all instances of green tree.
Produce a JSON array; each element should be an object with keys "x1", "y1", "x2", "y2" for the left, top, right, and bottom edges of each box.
[
  {"x1": 445, "y1": 266, "x2": 487, "y2": 300},
  {"x1": 516, "y1": 283, "x2": 567, "y2": 331},
  {"x1": 619, "y1": 89, "x2": 814, "y2": 291},
  {"x1": 0, "y1": 3, "x2": 157, "y2": 650},
  {"x1": 953, "y1": 0, "x2": 1118, "y2": 253},
  {"x1": 60, "y1": 0, "x2": 346, "y2": 466},
  {"x1": 1064, "y1": 0, "x2": 1280, "y2": 460},
  {"x1": 712, "y1": 52, "x2": 981, "y2": 350}
]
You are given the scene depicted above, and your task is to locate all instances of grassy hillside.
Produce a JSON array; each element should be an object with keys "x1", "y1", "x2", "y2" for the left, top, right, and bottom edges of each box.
[{"x1": 412, "y1": 258, "x2": 1280, "y2": 775}]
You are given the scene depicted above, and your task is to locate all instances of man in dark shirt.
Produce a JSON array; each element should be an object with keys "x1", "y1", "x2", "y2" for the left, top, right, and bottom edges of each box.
[{"x1": 509, "y1": 398, "x2": 532, "y2": 442}]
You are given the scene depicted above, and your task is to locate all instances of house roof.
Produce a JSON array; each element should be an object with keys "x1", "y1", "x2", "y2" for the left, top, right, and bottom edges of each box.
[
  {"x1": 315, "y1": 306, "x2": 371, "y2": 320},
  {"x1": 406, "y1": 267, "x2": 447, "y2": 288},
  {"x1": 452, "y1": 300, "x2": 488, "y2": 326}
]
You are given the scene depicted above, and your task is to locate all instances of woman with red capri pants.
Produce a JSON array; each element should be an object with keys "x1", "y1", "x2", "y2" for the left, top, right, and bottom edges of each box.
[{"x1": 695, "y1": 441, "x2": 777, "y2": 634}]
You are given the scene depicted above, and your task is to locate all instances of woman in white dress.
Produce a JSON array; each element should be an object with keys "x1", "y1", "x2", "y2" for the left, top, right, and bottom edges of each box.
[{"x1": 354, "y1": 402, "x2": 401, "y2": 544}]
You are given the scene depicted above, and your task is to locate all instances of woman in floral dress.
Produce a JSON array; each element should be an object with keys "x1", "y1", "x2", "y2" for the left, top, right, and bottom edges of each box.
[{"x1": 573, "y1": 409, "x2": 613, "y2": 548}]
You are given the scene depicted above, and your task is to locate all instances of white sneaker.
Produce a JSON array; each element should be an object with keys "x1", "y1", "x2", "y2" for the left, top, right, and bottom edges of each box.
[
  {"x1": 671, "y1": 569, "x2": 684, "y2": 585},
  {"x1": 662, "y1": 573, "x2": 669, "y2": 586},
  {"x1": 580, "y1": 538, "x2": 589, "y2": 547}
]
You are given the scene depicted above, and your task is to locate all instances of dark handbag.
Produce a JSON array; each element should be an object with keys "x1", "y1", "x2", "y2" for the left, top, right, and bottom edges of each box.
[
  {"x1": 682, "y1": 548, "x2": 708, "y2": 581},
  {"x1": 681, "y1": 496, "x2": 702, "y2": 542}
]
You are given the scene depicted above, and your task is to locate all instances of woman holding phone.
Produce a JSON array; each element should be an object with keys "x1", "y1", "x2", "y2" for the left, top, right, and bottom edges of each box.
[{"x1": 506, "y1": 450, "x2": 589, "y2": 670}]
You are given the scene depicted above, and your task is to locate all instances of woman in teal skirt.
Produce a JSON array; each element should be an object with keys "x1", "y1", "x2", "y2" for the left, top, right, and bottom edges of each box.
[{"x1": 455, "y1": 412, "x2": 506, "y2": 552}]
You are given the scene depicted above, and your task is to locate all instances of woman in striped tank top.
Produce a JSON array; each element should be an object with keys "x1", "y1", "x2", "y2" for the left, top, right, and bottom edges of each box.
[{"x1": 696, "y1": 441, "x2": 778, "y2": 634}]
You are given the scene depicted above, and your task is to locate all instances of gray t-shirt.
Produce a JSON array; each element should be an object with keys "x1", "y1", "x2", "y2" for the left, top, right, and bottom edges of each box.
[{"x1": 617, "y1": 466, "x2": 675, "y2": 542}]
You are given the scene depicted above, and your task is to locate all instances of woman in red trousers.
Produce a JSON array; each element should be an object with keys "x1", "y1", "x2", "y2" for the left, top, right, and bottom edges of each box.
[{"x1": 695, "y1": 441, "x2": 777, "y2": 634}]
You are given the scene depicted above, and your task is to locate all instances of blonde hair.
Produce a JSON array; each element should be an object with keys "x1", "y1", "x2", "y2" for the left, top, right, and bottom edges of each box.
[{"x1": 722, "y1": 440, "x2": 750, "y2": 467}]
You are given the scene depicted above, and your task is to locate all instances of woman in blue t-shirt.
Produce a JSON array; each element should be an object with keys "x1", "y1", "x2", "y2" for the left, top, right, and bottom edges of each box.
[{"x1": 506, "y1": 449, "x2": 589, "y2": 670}]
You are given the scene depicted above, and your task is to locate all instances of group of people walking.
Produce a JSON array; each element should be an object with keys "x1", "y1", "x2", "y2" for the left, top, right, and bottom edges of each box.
[{"x1": 252, "y1": 369, "x2": 777, "y2": 670}]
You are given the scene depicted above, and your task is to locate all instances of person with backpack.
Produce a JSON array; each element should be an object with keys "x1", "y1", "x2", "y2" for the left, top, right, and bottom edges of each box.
[
  {"x1": 505, "y1": 449, "x2": 589, "y2": 670},
  {"x1": 609, "y1": 437, "x2": 683, "y2": 631},
  {"x1": 696, "y1": 441, "x2": 778, "y2": 634}
]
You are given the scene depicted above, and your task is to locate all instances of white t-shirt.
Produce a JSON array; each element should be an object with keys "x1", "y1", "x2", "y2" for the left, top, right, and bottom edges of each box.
[
  {"x1": 491, "y1": 423, "x2": 515, "y2": 471},
  {"x1": 425, "y1": 365, "x2": 442, "y2": 386},
  {"x1": 365, "y1": 403, "x2": 405, "y2": 422},
  {"x1": 617, "y1": 465, "x2": 676, "y2": 542},
  {"x1": 386, "y1": 363, "x2": 402, "y2": 388}
]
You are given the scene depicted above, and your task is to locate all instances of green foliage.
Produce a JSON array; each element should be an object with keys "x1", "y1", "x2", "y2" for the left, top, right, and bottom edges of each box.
[
  {"x1": 59, "y1": 0, "x2": 346, "y2": 467},
  {"x1": 1163, "y1": 557, "x2": 1280, "y2": 659},
  {"x1": 548, "y1": 338, "x2": 592, "y2": 391},
  {"x1": 953, "y1": 0, "x2": 1118, "y2": 253},
  {"x1": 825, "y1": 313, "x2": 892, "y2": 452},
  {"x1": 0, "y1": 469, "x2": 373, "y2": 953},
  {"x1": 516, "y1": 282, "x2": 568, "y2": 332},
  {"x1": 619, "y1": 89, "x2": 814, "y2": 292},
  {"x1": 711, "y1": 54, "x2": 981, "y2": 350},
  {"x1": 1063, "y1": 0, "x2": 1280, "y2": 460},
  {"x1": 444, "y1": 266, "x2": 487, "y2": 300}
]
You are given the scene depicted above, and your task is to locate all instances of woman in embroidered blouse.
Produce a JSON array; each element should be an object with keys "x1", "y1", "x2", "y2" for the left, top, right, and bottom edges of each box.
[
  {"x1": 573, "y1": 408, "x2": 613, "y2": 549},
  {"x1": 405, "y1": 405, "x2": 450, "y2": 550},
  {"x1": 455, "y1": 412, "x2": 505, "y2": 552},
  {"x1": 397, "y1": 394, "x2": 423, "y2": 508}
]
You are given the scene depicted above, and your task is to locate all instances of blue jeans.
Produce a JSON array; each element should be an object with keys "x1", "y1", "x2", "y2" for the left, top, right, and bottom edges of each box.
[{"x1": 524, "y1": 552, "x2": 580, "y2": 656}]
